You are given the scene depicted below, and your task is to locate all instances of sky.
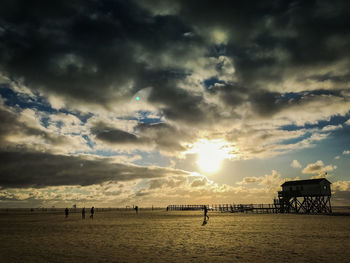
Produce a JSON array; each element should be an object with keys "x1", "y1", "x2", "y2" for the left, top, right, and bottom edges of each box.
[{"x1": 0, "y1": 0, "x2": 350, "y2": 208}]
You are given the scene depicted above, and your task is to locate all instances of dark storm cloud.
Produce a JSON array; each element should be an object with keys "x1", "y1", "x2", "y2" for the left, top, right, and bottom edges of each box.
[
  {"x1": 177, "y1": 0, "x2": 350, "y2": 74},
  {"x1": 249, "y1": 90, "x2": 288, "y2": 116},
  {"x1": 0, "y1": 105, "x2": 67, "y2": 148},
  {"x1": 249, "y1": 89, "x2": 348, "y2": 117},
  {"x1": 206, "y1": 82, "x2": 247, "y2": 107},
  {"x1": 148, "y1": 0, "x2": 350, "y2": 121},
  {"x1": 174, "y1": 0, "x2": 350, "y2": 117},
  {"x1": 149, "y1": 85, "x2": 205, "y2": 123},
  {"x1": 0, "y1": 0, "x2": 197, "y2": 106},
  {"x1": 91, "y1": 121, "x2": 191, "y2": 152},
  {"x1": 1, "y1": 0, "x2": 350, "y2": 124},
  {"x1": 208, "y1": 79, "x2": 348, "y2": 117},
  {"x1": 91, "y1": 123, "x2": 139, "y2": 144},
  {"x1": 0, "y1": 151, "x2": 188, "y2": 188},
  {"x1": 135, "y1": 122, "x2": 191, "y2": 151},
  {"x1": 307, "y1": 72, "x2": 350, "y2": 84}
]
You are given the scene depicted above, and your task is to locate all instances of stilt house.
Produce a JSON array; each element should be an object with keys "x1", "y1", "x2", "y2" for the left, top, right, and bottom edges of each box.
[{"x1": 278, "y1": 178, "x2": 332, "y2": 214}]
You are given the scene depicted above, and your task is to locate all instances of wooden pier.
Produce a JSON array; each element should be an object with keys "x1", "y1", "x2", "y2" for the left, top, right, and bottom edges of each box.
[
  {"x1": 167, "y1": 203, "x2": 279, "y2": 213},
  {"x1": 167, "y1": 205, "x2": 204, "y2": 211}
]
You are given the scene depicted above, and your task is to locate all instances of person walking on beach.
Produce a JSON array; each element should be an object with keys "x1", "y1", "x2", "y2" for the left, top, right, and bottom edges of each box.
[
  {"x1": 202, "y1": 205, "x2": 209, "y2": 226},
  {"x1": 134, "y1": 205, "x2": 138, "y2": 215},
  {"x1": 65, "y1": 208, "x2": 69, "y2": 218},
  {"x1": 82, "y1": 207, "x2": 85, "y2": 219},
  {"x1": 90, "y1": 206, "x2": 94, "y2": 219}
]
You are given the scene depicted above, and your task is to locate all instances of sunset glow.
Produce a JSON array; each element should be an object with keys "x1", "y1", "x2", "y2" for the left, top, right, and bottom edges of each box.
[
  {"x1": 193, "y1": 139, "x2": 232, "y2": 173},
  {"x1": 0, "y1": 0, "x2": 349, "y2": 209}
]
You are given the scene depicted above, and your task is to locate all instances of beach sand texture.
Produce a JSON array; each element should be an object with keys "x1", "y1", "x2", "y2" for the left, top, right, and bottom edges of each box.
[{"x1": 0, "y1": 210, "x2": 349, "y2": 262}]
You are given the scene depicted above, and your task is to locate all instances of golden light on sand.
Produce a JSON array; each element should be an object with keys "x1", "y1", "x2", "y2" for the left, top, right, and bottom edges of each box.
[{"x1": 193, "y1": 139, "x2": 232, "y2": 173}]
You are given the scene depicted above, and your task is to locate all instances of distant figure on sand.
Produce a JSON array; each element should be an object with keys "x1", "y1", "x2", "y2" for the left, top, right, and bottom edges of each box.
[
  {"x1": 90, "y1": 206, "x2": 94, "y2": 219},
  {"x1": 202, "y1": 205, "x2": 209, "y2": 226},
  {"x1": 82, "y1": 207, "x2": 85, "y2": 219},
  {"x1": 65, "y1": 208, "x2": 69, "y2": 218},
  {"x1": 134, "y1": 205, "x2": 138, "y2": 215}
]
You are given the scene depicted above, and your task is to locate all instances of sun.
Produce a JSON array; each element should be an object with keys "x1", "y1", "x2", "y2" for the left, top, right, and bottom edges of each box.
[{"x1": 193, "y1": 139, "x2": 232, "y2": 173}]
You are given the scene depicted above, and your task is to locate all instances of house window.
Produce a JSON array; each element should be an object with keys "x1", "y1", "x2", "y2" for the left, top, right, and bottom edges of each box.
[{"x1": 324, "y1": 185, "x2": 327, "y2": 190}]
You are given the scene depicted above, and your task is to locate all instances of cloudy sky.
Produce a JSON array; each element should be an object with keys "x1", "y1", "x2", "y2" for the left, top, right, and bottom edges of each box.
[{"x1": 0, "y1": 0, "x2": 350, "y2": 208}]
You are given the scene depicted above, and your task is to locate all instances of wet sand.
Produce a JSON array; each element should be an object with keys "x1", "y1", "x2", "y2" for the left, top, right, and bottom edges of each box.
[{"x1": 0, "y1": 209, "x2": 349, "y2": 262}]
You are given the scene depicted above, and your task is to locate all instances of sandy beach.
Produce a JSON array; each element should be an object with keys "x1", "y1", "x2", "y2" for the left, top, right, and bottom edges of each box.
[{"x1": 0, "y1": 209, "x2": 349, "y2": 262}]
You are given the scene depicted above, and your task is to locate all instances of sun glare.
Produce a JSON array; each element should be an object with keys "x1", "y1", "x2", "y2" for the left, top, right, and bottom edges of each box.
[{"x1": 193, "y1": 139, "x2": 232, "y2": 173}]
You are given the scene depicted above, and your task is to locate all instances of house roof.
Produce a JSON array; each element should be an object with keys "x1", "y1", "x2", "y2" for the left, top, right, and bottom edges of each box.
[{"x1": 281, "y1": 178, "x2": 331, "y2": 186}]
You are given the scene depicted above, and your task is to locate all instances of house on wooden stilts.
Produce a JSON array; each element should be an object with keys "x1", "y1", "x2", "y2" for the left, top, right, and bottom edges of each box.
[{"x1": 278, "y1": 178, "x2": 332, "y2": 214}]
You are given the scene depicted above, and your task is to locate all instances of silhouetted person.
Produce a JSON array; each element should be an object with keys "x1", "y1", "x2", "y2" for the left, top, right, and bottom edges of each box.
[
  {"x1": 166, "y1": 206, "x2": 169, "y2": 211},
  {"x1": 134, "y1": 205, "x2": 138, "y2": 215},
  {"x1": 82, "y1": 207, "x2": 85, "y2": 219},
  {"x1": 65, "y1": 208, "x2": 69, "y2": 218},
  {"x1": 90, "y1": 206, "x2": 94, "y2": 219},
  {"x1": 202, "y1": 205, "x2": 209, "y2": 226}
]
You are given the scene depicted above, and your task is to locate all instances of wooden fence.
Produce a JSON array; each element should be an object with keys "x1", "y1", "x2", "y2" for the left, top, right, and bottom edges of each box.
[{"x1": 167, "y1": 203, "x2": 279, "y2": 213}]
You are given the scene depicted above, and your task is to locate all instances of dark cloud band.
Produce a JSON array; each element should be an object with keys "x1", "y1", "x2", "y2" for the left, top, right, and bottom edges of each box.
[{"x1": 0, "y1": 151, "x2": 188, "y2": 188}]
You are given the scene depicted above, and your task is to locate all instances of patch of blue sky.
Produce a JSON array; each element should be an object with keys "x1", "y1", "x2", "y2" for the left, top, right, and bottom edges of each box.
[
  {"x1": 117, "y1": 110, "x2": 163, "y2": 124},
  {"x1": 55, "y1": 120, "x2": 64, "y2": 129},
  {"x1": 281, "y1": 125, "x2": 350, "y2": 167},
  {"x1": 280, "y1": 92, "x2": 303, "y2": 101},
  {"x1": 40, "y1": 116, "x2": 51, "y2": 128},
  {"x1": 280, "y1": 114, "x2": 350, "y2": 131},
  {"x1": 74, "y1": 149, "x2": 121, "y2": 157},
  {"x1": 305, "y1": 89, "x2": 340, "y2": 96},
  {"x1": 137, "y1": 111, "x2": 162, "y2": 124},
  {"x1": 133, "y1": 178, "x2": 149, "y2": 192},
  {"x1": 82, "y1": 135, "x2": 95, "y2": 149},
  {"x1": 70, "y1": 111, "x2": 93, "y2": 124},
  {"x1": 117, "y1": 116, "x2": 138, "y2": 121},
  {"x1": 220, "y1": 129, "x2": 350, "y2": 186},
  {"x1": 139, "y1": 117, "x2": 162, "y2": 124},
  {"x1": 283, "y1": 133, "x2": 350, "y2": 180},
  {"x1": 0, "y1": 84, "x2": 54, "y2": 113},
  {"x1": 0, "y1": 84, "x2": 93, "y2": 123},
  {"x1": 203, "y1": 77, "x2": 226, "y2": 90},
  {"x1": 327, "y1": 124, "x2": 350, "y2": 146},
  {"x1": 278, "y1": 132, "x2": 312, "y2": 146},
  {"x1": 277, "y1": 90, "x2": 342, "y2": 106},
  {"x1": 132, "y1": 150, "x2": 170, "y2": 167}
]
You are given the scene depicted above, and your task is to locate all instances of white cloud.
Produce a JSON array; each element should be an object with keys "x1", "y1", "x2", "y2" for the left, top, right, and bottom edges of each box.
[
  {"x1": 237, "y1": 170, "x2": 282, "y2": 191},
  {"x1": 343, "y1": 150, "x2": 350, "y2": 155},
  {"x1": 332, "y1": 181, "x2": 350, "y2": 191},
  {"x1": 274, "y1": 95, "x2": 350, "y2": 126},
  {"x1": 0, "y1": 173, "x2": 277, "y2": 207},
  {"x1": 291, "y1": 160, "x2": 302, "y2": 168},
  {"x1": 302, "y1": 160, "x2": 336, "y2": 175},
  {"x1": 258, "y1": 170, "x2": 282, "y2": 190},
  {"x1": 321, "y1": 125, "x2": 342, "y2": 132},
  {"x1": 236, "y1": 176, "x2": 262, "y2": 185}
]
